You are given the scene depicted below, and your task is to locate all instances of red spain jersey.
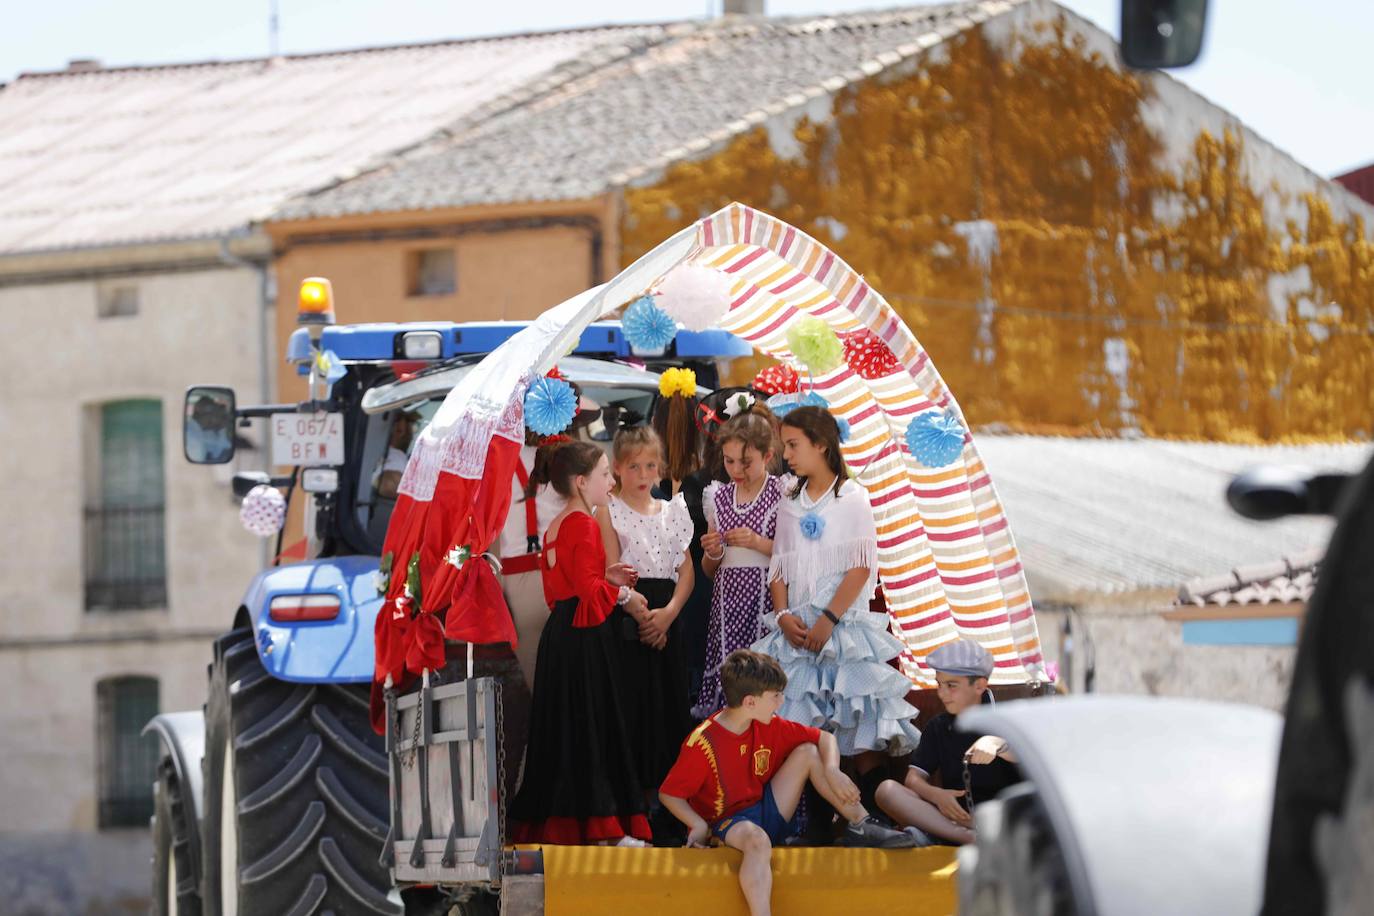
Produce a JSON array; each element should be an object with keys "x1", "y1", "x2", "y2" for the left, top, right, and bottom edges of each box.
[{"x1": 660, "y1": 713, "x2": 820, "y2": 824}]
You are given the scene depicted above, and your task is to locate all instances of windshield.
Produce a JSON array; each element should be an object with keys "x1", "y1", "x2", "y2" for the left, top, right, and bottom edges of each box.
[
  {"x1": 350, "y1": 376, "x2": 665, "y2": 555},
  {"x1": 361, "y1": 354, "x2": 707, "y2": 415}
]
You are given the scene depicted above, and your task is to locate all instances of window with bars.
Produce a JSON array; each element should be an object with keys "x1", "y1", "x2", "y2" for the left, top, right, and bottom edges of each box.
[
  {"x1": 97, "y1": 282, "x2": 139, "y2": 318},
  {"x1": 85, "y1": 399, "x2": 167, "y2": 610},
  {"x1": 406, "y1": 248, "x2": 457, "y2": 296},
  {"x1": 96, "y1": 676, "x2": 160, "y2": 828}
]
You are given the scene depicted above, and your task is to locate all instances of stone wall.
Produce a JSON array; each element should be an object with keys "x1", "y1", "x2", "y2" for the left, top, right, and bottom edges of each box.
[
  {"x1": 0, "y1": 257, "x2": 268, "y2": 911},
  {"x1": 1037, "y1": 598, "x2": 1296, "y2": 711}
]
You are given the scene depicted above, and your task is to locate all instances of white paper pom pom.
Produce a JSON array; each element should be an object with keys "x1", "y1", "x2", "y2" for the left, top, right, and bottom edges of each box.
[
  {"x1": 655, "y1": 264, "x2": 733, "y2": 332},
  {"x1": 240, "y1": 484, "x2": 286, "y2": 538}
]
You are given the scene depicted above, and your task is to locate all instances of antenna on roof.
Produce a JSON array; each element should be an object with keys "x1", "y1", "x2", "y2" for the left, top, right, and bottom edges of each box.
[{"x1": 269, "y1": 0, "x2": 281, "y2": 58}]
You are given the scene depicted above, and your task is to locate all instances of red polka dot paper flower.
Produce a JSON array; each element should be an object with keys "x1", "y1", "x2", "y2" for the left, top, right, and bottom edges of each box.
[
  {"x1": 752, "y1": 363, "x2": 799, "y2": 395},
  {"x1": 843, "y1": 329, "x2": 899, "y2": 380}
]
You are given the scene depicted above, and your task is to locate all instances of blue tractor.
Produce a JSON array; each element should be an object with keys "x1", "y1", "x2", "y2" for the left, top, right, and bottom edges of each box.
[{"x1": 146, "y1": 278, "x2": 748, "y2": 915}]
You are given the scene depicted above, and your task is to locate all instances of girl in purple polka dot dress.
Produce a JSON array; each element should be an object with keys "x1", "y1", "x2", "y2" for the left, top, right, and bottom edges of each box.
[{"x1": 692, "y1": 410, "x2": 782, "y2": 719}]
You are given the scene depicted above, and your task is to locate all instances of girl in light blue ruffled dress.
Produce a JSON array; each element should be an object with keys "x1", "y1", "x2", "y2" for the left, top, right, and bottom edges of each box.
[{"x1": 753, "y1": 405, "x2": 920, "y2": 765}]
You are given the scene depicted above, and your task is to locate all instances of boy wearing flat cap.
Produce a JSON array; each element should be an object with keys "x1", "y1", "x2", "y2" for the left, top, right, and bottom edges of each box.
[{"x1": 874, "y1": 639, "x2": 1021, "y2": 845}]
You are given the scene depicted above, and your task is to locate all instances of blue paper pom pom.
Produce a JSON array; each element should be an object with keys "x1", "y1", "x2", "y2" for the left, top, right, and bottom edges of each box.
[
  {"x1": 905, "y1": 410, "x2": 966, "y2": 468},
  {"x1": 524, "y1": 376, "x2": 578, "y2": 436},
  {"x1": 800, "y1": 512, "x2": 826, "y2": 541},
  {"x1": 767, "y1": 391, "x2": 830, "y2": 418},
  {"x1": 622, "y1": 295, "x2": 678, "y2": 353},
  {"x1": 835, "y1": 416, "x2": 851, "y2": 443}
]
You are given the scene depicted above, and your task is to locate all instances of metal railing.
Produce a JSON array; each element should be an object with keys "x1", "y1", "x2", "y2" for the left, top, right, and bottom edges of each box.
[{"x1": 84, "y1": 505, "x2": 167, "y2": 611}]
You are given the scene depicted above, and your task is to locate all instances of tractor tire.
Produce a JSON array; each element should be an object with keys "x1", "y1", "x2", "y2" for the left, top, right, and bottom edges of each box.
[
  {"x1": 958, "y1": 783, "x2": 1076, "y2": 916},
  {"x1": 152, "y1": 757, "x2": 202, "y2": 916},
  {"x1": 201, "y1": 627, "x2": 403, "y2": 916}
]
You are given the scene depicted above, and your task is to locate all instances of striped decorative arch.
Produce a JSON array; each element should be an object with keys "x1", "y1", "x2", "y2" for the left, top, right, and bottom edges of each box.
[
  {"x1": 392, "y1": 202, "x2": 1042, "y2": 691},
  {"x1": 682, "y1": 204, "x2": 1041, "y2": 685}
]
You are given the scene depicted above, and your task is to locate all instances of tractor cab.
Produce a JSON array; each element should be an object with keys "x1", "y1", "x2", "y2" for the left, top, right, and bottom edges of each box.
[{"x1": 182, "y1": 277, "x2": 750, "y2": 562}]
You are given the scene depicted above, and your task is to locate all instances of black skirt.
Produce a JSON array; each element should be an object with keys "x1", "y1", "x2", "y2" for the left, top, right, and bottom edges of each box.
[
  {"x1": 509, "y1": 598, "x2": 648, "y2": 843},
  {"x1": 613, "y1": 577, "x2": 695, "y2": 789}
]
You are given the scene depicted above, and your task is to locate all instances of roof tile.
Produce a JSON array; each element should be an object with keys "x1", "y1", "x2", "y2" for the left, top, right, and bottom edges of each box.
[
  {"x1": 0, "y1": 24, "x2": 668, "y2": 253},
  {"x1": 272, "y1": 2, "x2": 1001, "y2": 221}
]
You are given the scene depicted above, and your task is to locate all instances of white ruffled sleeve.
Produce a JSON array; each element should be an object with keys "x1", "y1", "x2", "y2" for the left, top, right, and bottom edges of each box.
[
  {"x1": 702, "y1": 480, "x2": 722, "y2": 531},
  {"x1": 667, "y1": 494, "x2": 694, "y2": 559}
]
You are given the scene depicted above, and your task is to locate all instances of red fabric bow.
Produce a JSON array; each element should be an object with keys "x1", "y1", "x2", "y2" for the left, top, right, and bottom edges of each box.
[
  {"x1": 441, "y1": 557, "x2": 515, "y2": 646},
  {"x1": 753, "y1": 363, "x2": 800, "y2": 395},
  {"x1": 842, "y1": 329, "x2": 899, "y2": 379},
  {"x1": 406, "y1": 611, "x2": 446, "y2": 676},
  {"x1": 696, "y1": 401, "x2": 722, "y2": 437}
]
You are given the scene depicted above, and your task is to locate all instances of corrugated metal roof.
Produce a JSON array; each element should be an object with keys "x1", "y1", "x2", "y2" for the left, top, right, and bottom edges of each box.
[
  {"x1": 272, "y1": 1, "x2": 1003, "y2": 220},
  {"x1": 974, "y1": 435, "x2": 1371, "y2": 599},
  {"x1": 0, "y1": 25, "x2": 667, "y2": 254}
]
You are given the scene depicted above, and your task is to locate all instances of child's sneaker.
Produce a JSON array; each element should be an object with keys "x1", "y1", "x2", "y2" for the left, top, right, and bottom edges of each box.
[
  {"x1": 837, "y1": 816, "x2": 917, "y2": 848},
  {"x1": 902, "y1": 826, "x2": 938, "y2": 848}
]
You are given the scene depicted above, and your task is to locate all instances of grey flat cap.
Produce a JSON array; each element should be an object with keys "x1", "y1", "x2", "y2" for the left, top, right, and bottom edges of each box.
[{"x1": 926, "y1": 638, "x2": 994, "y2": 678}]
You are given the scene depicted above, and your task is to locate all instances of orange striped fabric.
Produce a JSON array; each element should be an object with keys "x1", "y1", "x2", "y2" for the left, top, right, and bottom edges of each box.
[{"x1": 692, "y1": 204, "x2": 1042, "y2": 686}]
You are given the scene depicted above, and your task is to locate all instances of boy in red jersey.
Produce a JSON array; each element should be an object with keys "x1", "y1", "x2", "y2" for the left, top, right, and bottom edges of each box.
[{"x1": 660, "y1": 650, "x2": 913, "y2": 916}]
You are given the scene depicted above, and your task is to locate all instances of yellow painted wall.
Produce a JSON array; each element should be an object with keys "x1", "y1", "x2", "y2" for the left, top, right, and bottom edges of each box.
[{"x1": 621, "y1": 21, "x2": 1374, "y2": 441}]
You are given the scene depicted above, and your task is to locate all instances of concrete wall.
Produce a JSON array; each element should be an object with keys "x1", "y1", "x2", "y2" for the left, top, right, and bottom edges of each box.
[{"x1": 0, "y1": 253, "x2": 270, "y2": 911}]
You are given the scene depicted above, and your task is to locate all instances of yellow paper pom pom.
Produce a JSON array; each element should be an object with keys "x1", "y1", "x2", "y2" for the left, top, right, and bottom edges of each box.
[
  {"x1": 658, "y1": 367, "x2": 697, "y2": 399},
  {"x1": 786, "y1": 316, "x2": 844, "y2": 374}
]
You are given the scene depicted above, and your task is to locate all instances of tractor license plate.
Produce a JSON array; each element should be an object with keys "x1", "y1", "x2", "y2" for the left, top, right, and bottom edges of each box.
[{"x1": 271, "y1": 412, "x2": 344, "y2": 466}]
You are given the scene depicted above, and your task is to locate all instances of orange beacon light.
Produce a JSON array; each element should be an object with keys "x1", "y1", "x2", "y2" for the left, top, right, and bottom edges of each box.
[{"x1": 297, "y1": 277, "x2": 335, "y2": 326}]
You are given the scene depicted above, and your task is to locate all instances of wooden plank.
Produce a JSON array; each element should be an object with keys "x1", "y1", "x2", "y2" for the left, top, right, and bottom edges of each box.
[{"x1": 1162, "y1": 602, "x2": 1305, "y2": 622}]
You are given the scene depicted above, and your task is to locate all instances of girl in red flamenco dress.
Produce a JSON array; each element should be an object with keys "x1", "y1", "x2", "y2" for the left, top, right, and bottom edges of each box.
[{"x1": 509, "y1": 440, "x2": 654, "y2": 845}]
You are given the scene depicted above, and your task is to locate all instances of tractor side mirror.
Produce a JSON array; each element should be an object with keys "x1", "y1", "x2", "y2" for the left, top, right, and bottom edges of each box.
[
  {"x1": 1120, "y1": 0, "x2": 1208, "y2": 69},
  {"x1": 1227, "y1": 466, "x2": 1354, "y2": 520},
  {"x1": 184, "y1": 385, "x2": 237, "y2": 465}
]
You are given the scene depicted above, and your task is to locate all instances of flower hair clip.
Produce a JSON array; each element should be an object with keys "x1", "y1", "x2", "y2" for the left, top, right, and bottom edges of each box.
[
  {"x1": 721, "y1": 391, "x2": 756, "y2": 419},
  {"x1": 658, "y1": 367, "x2": 697, "y2": 399}
]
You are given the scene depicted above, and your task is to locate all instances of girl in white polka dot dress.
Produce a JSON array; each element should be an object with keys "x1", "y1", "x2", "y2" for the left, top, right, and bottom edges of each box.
[{"x1": 598, "y1": 426, "x2": 696, "y2": 792}]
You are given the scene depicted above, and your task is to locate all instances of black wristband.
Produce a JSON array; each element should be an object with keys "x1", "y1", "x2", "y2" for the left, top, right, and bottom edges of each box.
[{"x1": 823, "y1": 609, "x2": 841, "y2": 626}]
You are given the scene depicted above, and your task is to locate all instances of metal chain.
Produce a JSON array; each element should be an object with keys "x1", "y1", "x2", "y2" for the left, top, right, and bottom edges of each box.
[
  {"x1": 962, "y1": 759, "x2": 976, "y2": 816},
  {"x1": 495, "y1": 680, "x2": 507, "y2": 869},
  {"x1": 402, "y1": 695, "x2": 422, "y2": 770}
]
